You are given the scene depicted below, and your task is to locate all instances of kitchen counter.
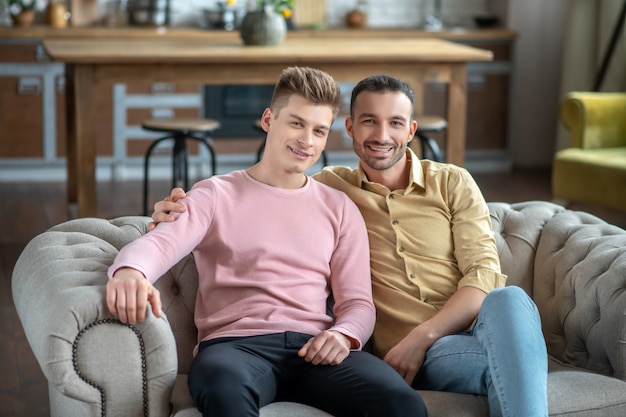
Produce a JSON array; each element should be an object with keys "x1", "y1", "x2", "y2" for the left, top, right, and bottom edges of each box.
[{"x1": 0, "y1": 25, "x2": 517, "y2": 41}]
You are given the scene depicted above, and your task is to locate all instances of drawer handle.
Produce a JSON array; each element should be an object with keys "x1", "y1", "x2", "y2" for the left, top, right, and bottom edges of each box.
[
  {"x1": 151, "y1": 83, "x2": 175, "y2": 94},
  {"x1": 17, "y1": 77, "x2": 42, "y2": 95},
  {"x1": 56, "y1": 76, "x2": 66, "y2": 94},
  {"x1": 151, "y1": 108, "x2": 175, "y2": 119}
]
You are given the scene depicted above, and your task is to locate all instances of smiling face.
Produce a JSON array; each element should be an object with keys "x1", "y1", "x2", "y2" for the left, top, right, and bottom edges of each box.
[
  {"x1": 347, "y1": 90, "x2": 417, "y2": 177},
  {"x1": 262, "y1": 94, "x2": 334, "y2": 175}
]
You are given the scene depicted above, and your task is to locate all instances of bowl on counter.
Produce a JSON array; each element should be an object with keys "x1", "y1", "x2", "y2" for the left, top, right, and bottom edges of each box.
[{"x1": 473, "y1": 14, "x2": 499, "y2": 28}]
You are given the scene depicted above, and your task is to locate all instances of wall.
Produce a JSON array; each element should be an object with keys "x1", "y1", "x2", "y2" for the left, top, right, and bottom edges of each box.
[{"x1": 507, "y1": 0, "x2": 568, "y2": 168}]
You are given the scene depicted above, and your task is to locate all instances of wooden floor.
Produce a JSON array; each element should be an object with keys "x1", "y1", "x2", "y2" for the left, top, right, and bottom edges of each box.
[{"x1": 1, "y1": 170, "x2": 625, "y2": 417}]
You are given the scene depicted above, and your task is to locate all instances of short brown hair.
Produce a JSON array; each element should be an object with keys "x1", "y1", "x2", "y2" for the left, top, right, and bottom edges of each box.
[
  {"x1": 270, "y1": 66, "x2": 341, "y2": 120},
  {"x1": 350, "y1": 74, "x2": 415, "y2": 119}
]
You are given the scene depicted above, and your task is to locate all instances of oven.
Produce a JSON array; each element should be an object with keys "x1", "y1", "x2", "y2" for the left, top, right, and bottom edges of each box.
[{"x1": 204, "y1": 84, "x2": 275, "y2": 138}]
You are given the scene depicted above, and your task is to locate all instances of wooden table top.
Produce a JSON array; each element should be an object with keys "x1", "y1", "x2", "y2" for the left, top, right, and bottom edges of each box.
[
  {"x1": 1, "y1": 26, "x2": 518, "y2": 42},
  {"x1": 43, "y1": 37, "x2": 493, "y2": 64}
]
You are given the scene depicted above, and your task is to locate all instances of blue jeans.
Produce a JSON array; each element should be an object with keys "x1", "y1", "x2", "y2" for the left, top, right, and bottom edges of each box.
[
  {"x1": 412, "y1": 286, "x2": 548, "y2": 417},
  {"x1": 189, "y1": 331, "x2": 427, "y2": 417}
]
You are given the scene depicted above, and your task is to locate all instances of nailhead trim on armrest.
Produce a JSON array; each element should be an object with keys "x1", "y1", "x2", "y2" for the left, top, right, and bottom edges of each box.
[{"x1": 72, "y1": 319, "x2": 149, "y2": 417}]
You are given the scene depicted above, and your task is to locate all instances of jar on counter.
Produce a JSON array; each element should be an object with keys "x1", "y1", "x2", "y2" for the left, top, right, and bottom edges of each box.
[{"x1": 48, "y1": 0, "x2": 70, "y2": 28}]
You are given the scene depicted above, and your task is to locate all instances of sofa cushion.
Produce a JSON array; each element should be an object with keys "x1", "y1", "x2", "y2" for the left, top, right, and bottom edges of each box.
[
  {"x1": 170, "y1": 373, "x2": 490, "y2": 417},
  {"x1": 547, "y1": 360, "x2": 626, "y2": 417},
  {"x1": 171, "y1": 363, "x2": 626, "y2": 417},
  {"x1": 171, "y1": 375, "x2": 334, "y2": 417}
]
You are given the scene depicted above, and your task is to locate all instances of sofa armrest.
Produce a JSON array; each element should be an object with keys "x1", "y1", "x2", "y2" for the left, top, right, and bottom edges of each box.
[
  {"x1": 560, "y1": 92, "x2": 626, "y2": 149},
  {"x1": 532, "y1": 210, "x2": 626, "y2": 381},
  {"x1": 12, "y1": 217, "x2": 178, "y2": 417}
]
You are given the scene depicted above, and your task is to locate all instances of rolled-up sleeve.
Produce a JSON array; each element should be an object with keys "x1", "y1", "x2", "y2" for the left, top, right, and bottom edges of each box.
[{"x1": 449, "y1": 168, "x2": 507, "y2": 293}]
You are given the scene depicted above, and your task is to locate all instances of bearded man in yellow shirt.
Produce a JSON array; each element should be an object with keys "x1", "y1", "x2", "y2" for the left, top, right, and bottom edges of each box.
[{"x1": 153, "y1": 74, "x2": 548, "y2": 417}]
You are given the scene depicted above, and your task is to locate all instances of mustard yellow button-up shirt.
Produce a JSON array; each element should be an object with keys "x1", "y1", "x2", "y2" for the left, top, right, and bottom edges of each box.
[{"x1": 314, "y1": 149, "x2": 506, "y2": 357}]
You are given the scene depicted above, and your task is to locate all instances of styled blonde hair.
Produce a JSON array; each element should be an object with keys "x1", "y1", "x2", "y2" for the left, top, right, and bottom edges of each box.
[{"x1": 270, "y1": 66, "x2": 341, "y2": 120}]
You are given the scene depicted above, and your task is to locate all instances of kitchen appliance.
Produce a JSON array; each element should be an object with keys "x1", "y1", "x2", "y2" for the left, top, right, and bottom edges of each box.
[
  {"x1": 127, "y1": 0, "x2": 170, "y2": 26},
  {"x1": 202, "y1": 7, "x2": 242, "y2": 31}
]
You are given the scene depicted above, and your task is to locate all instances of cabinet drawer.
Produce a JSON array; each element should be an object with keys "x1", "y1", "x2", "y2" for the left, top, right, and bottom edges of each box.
[
  {"x1": 0, "y1": 76, "x2": 44, "y2": 157},
  {"x1": 0, "y1": 43, "x2": 46, "y2": 63}
]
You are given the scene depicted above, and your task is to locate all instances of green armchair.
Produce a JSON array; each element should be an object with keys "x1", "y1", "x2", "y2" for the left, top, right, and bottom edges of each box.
[{"x1": 552, "y1": 91, "x2": 626, "y2": 212}]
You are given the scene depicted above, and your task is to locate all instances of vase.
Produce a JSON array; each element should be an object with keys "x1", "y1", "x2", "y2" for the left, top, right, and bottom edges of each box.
[
  {"x1": 239, "y1": 7, "x2": 287, "y2": 46},
  {"x1": 11, "y1": 9, "x2": 36, "y2": 27}
]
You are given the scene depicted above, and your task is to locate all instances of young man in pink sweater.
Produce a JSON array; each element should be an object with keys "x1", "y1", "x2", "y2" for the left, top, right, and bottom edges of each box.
[{"x1": 106, "y1": 67, "x2": 427, "y2": 417}]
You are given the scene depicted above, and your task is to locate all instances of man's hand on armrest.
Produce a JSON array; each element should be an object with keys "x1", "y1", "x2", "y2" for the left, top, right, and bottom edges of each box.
[{"x1": 148, "y1": 187, "x2": 188, "y2": 231}]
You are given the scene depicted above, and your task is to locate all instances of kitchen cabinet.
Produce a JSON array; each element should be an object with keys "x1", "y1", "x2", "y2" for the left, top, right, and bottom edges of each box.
[
  {"x1": 0, "y1": 40, "x2": 63, "y2": 160},
  {"x1": 0, "y1": 39, "x2": 111, "y2": 167},
  {"x1": 0, "y1": 37, "x2": 206, "y2": 180}
]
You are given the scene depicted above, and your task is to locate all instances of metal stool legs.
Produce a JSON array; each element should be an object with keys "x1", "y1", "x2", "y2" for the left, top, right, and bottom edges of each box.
[
  {"x1": 143, "y1": 131, "x2": 217, "y2": 216},
  {"x1": 416, "y1": 131, "x2": 443, "y2": 162},
  {"x1": 413, "y1": 115, "x2": 446, "y2": 162}
]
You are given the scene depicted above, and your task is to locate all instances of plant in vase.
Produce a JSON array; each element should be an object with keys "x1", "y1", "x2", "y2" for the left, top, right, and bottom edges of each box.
[
  {"x1": 239, "y1": 0, "x2": 295, "y2": 45},
  {"x1": 8, "y1": 0, "x2": 46, "y2": 26},
  {"x1": 254, "y1": 0, "x2": 294, "y2": 19}
]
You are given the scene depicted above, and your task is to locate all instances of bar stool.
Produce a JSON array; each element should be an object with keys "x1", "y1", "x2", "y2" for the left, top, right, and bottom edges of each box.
[
  {"x1": 253, "y1": 119, "x2": 329, "y2": 166},
  {"x1": 414, "y1": 115, "x2": 445, "y2": 162},
  {"x1": 142, "y1": 118, "x2": 220, "y2": 215}
]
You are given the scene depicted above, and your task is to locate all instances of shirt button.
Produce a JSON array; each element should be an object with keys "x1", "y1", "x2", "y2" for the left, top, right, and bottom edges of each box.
[
  {"x1": 399, "y1": 247, "x2": 405, "y2": 252},
  {"x1": 389, "y1": 194, "x2": 395, "y2": 199},
  {"x1": 392, "y1": 219, "x2": 399, "y2": 225},
  {"x1": 409, "y1": 273, "x2": 415, "y2": 279}
]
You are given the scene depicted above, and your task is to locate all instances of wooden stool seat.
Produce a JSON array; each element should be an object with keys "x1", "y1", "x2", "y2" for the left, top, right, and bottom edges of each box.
[
  {"x1": 415, "y1": 115, "x2": 448, "y2": 132},
  {"x1": 253, "y1": 119, "x2": 329, "y2": 166},
  {"x1": 142, "y1": 118, "x2": 221, "y2": 132},
  {"x1": 142, "y1": 118, "x2": 221, "y2": 215}
]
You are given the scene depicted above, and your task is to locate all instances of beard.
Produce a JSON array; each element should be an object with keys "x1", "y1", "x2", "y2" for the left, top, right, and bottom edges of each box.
[{"x1": 354, "y1": 140, "x2": 408, "y2": 171}]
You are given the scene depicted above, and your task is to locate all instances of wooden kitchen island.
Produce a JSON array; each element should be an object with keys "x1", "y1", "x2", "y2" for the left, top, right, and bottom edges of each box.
[{"x1": 43, "y1": 35, "x2": 492, "y2": 217}]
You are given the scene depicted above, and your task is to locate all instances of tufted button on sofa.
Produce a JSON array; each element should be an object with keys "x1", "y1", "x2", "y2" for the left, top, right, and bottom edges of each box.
[{"x1": 11, "y1": 201, "x2": 626, "y2": 417}]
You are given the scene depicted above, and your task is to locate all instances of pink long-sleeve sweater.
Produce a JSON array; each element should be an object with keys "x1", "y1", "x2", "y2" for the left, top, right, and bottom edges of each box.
[{"x1": 108, "y1": 170, "x2": 375, "y2": 351}]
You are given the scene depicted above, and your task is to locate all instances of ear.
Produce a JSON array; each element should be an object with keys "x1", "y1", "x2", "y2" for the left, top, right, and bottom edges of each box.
[
  {"x1": 345, "y1": 117, "x2": 354, "y2": 139},
  {"x1": 260, "y1": 108, "x2": 273, "y2": 132},
  {"x1": 408, "y1": 119, "x2": 418, "y2": 143}
]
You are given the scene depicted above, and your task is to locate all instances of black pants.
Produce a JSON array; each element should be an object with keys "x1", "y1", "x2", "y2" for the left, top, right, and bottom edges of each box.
[{"x1": 188, "y1": 332, "x2": 427, "y2": 417}]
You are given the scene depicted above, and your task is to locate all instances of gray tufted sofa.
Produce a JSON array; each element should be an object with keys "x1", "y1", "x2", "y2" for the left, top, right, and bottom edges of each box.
[{"x1": 11, "y1": 201, "x2": 626, "y2": 417}]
